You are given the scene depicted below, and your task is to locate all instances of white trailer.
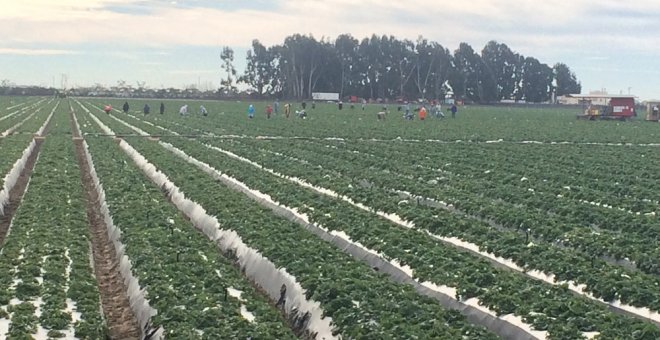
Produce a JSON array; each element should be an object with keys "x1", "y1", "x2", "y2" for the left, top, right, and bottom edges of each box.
[{"x1": 312, "y1": 92, "x2": 340, "y2": 101}]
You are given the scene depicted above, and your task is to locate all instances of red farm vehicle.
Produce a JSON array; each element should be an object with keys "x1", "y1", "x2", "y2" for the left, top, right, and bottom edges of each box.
[{"x1": 570, "y1": 94, "x2": 637, "y2": 121}]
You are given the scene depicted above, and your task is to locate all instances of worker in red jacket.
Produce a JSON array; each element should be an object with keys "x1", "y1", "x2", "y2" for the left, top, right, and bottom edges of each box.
[
  {"x1": 265, "y1": 105, "x2": 273, "y2": 119},
  {"x1": 103, "y1": 105, "x2": 112, "y2": 114}
]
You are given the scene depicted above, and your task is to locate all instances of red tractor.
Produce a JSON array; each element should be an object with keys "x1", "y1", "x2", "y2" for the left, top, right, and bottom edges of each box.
[{"x1": 572, "y1": 95, "x2": 636, "y2": 121}]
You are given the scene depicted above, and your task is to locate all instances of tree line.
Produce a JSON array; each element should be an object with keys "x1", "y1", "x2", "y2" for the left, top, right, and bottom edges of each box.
[{"x1": 224, "y1": 34, "x2": 581, "y2": 103}]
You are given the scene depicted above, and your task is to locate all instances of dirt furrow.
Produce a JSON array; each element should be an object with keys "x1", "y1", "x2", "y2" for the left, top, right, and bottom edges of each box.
[{"x1": 70, "y1": 109, "x2": 140, "y2": 339}]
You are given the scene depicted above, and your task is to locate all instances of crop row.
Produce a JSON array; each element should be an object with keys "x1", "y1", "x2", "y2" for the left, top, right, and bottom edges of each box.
[
  {"x1": 236, "y1": 137, "x2": 660, "y2": 275},
  {"x1": 208, "y1": 138, "x2": 660, "y2": 311},
  {"x1": 81, "y1": 102, "x2": 504, "y2": 339},
  {"x1": 102, "y1": 106, "x2": 660, "y2": 317},
  {"x1": 75, "y1": 108, "x2": 299, "y2": 338},
  {"x1": 153, "y1": 134, "x2": 660, "y2": 339},
  {"x1": 0, "y1": 98, "x2": 46, "y2": 123},
  {"x1": 0, "y1": 135, "x2": 107, "y2": 339}
]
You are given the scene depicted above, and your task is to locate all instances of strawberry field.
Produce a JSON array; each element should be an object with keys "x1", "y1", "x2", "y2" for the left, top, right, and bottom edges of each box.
[{"x1": 0, "y1": 96, "x2": 659, "y2": 339}]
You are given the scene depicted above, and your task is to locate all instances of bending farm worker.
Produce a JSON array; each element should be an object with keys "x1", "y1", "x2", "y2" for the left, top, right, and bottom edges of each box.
[
  {"x1": 200, "y1": 105, "x2": 208, "y2": 116},
  {"x1": 179, "y1": 104, "x2": 188, "y2": 116},
  {"x1": 247, "y1": 104, "x2": 255, "y2": 119},
  {"x1": 419, "y1": 106, "x2": 427, "y2": 120},
  {"x1": 103, "y1": 105, "x2": 112, "y2": 114},
  {"x1": 122, "y1": 101, "x2": 129, "y2": 113},
  {"x1": 265, "y1": 105, "x2": 273, "y2": 119},
  {"x1": 143, "y1": 104, "x2": 150, "y2": 115}
]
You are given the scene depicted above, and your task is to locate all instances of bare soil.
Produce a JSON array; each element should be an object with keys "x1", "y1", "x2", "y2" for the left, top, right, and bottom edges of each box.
[{"x1": 70, "y1": 110, "x2": 141, "y2": 339}]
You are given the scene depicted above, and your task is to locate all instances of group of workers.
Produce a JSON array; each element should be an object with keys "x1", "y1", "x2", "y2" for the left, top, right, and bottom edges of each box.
[
  {"x1": 104, "y1": 101, "x2": 167, "y2": 115},
  {"x1": 103, "y1": 99, "x2": 459, "y2": 122},
  {"x1": 178, "y1": 104, "x2": 207, "y2": 116},
  {"x1": 397, "y1": 102, "x2": 458, "y2": 121}
]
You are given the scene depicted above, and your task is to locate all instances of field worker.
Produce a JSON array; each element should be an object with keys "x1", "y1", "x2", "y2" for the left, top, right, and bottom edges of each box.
[
  {"x1": 451, "y1": 104, "x2": 458, "y2": 118},
  {"x1": 265, "y1": 105, "x2": 273, "y2": 119},
  {"x1": 179, "y1": 104, "x2": 188, "y2": 116},
  {"x1": 361, "y1": 98, "x2": 367, "y2": 110},
  {"x1": 248, "y1": 104, "x2": 255, "y2": 119},
  {"x1": 338, "y1": 100, "x2": 343, "y2": 110},
  {"x1": 302, "y1": 101, "x2": 307, "y2": 110},
  {"x1": 419, "y1": 106, "x2": 427, "y2": 120},
  {"x1": 274, "y1": 99, "x2": 279, "y2": 114},
  {"x1": 297, "y1": 109, "x2": 307, "y2": 119},
  {"x1": 103, "y1": 105, "x2": 112, "y2": 114},
  {"x1": 377, "y1": 111, "x2": 386, "y2": 120},
  {"x1": 435, "y1": 103, "x2": 444, "y2": 118},
  {"x1": 200, "y1": 105, "x2": 208, "y2": 116},
  {"x1": 143, "y1": 104, "x2": 150, "y2": 115},
  {"x1": 122, "y1": 101, "x2": 129, "y2": 113},
  {"x1": 311, "y1": 101, "x2": 316, "y2": 109},
  {"x1": 404, "y1": 102, "x2": 414, "y2": 120},
  {"x1": 160, "y1": 102, "x2": 165, "y2": 114},
  {"x1": 284, "y1": 103, "x2": 291, "y2": 118}
]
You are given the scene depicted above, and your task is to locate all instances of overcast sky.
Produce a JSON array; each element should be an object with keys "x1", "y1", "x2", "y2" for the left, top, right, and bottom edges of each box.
[{"x1": 1, "y1": 0, "x2": 659, "y2": 99}]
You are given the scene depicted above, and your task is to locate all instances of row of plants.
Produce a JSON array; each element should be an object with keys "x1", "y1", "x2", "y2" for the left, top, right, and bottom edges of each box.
[
  {"x1": 0, "y1": 100, "x2": 54, "y2": 135},
  {"x1": 76, "y1": 109, "x2": 299, "y2": 338},
  {"x1": 148, "y1": 135, "x2": 658, "y2": 340},
  {"x1": 210, "y1": 137, "x2": 660, "y2": 310},
  {"x1": 105, "y1": 105, "x2": 660, "y2": 309},
  {"x1": 0, "y1": 98, "x2": 45, "y2": 123},
  {"x1": 88, "y1": 113, "x2": 502, "y2": 339},
  {"x1": 0, "y1": 135, "x2": 107, "y2": 339},
  {"x1": 324, "y1": 139, "x2": 660, "y2": 215},
  {"x1": 243, "y1": 138, "x2": 660, "y2": 275},
  {"x1": 91, "y1": 97, "x2": 660, "y2": 144},
  {"x1": 107, "y1": 105, "x2": 660, "y2": 276}
]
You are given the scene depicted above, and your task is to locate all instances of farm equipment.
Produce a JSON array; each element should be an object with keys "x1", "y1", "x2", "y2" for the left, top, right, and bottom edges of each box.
[
  {"x1": 571, "y1": 94, "x2": 636, "y2": 121},
  {"x1": 645, "y1": 101, "x2": 660, "y2": 122}
]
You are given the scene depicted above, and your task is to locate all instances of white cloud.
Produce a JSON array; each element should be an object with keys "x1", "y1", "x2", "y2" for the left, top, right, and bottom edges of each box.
[
  {"x1": 2, "y1": 0, "x2": 660, "y2": 98},
  {"x1": 0, "y1": 0, "x2": 659, "y2": 56},
  {"x1": 0, "y1": 48, "x2": 79, "y2": 55}
]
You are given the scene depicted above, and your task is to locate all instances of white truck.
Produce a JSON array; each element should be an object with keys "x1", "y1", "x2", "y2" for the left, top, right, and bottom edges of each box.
[{"x1": 311, "y1": 92, "x2": 340, "y2": 101}]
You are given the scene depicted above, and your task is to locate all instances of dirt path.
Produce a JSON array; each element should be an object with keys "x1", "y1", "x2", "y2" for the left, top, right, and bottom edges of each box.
[{"x1": 70, "y1": 109, "x2": 141, "y2": 339}]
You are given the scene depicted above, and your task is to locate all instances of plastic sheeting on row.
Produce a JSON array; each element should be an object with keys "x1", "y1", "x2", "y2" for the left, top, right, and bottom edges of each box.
[
  {"x1": 88, "y1": 109, "x2": 338, "y2": 337},
  {"x1": 160, "y1": 141, "x2": 544, "y2": 340},
  {"x1": 207, "y1": 143, "x2": 660, "y2": 327},
  {"x1": 80, "y1": 104, "x2": 338, "y2": 337},
  {"x1": 117, "y1": 140, "x2": 337, "y2": 340},
  {"x1": 81, "y1": 140, "x2": 162, "y2": 339},
  {"x1": 0, "y1": 140, "x2": 36, "y2": 216},
  {"x1": 0, "y1": 99, "x2": 45, "y2": 123},
  {"x1": 1, "y1": 110, "x2": 39, "y2": 137},
  {"x1": 393, "y1": 192, "x2": 660, "y2": 326},
  {"x1": 71, "y1": 110, "x2": 83, "y2": 138},
  {"x1": 36, "y1": 101, "x2": 59, "y2": 137}
]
